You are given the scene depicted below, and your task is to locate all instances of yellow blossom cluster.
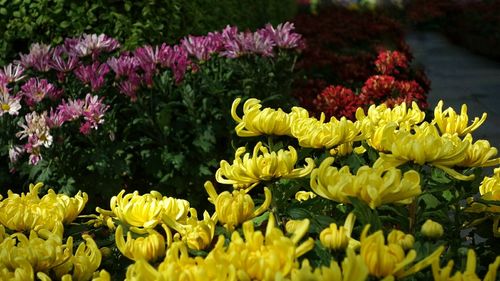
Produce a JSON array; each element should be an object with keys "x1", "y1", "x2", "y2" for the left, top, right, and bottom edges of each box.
[
  {"x1": 96, "y1": 189, "x2": 217, "y2": 261},
  {"x1": 310, "y1": 157, "x2": 421, "y2": 208},
  {"x1": 0, "y1": 182, "x2": 88, "y2": 234},
  {"x1": 467, "y1": 168, "x2": 500, "y2": 237},
  {"x1": 125, "y1": 215, "x2": 314, "y2": 281},
  {"x1": 432, "y1": 249, "x2": 500, "y2": 281},
  {"x1": 0, "y1": 219, "x2": 105, "y2": 281}
]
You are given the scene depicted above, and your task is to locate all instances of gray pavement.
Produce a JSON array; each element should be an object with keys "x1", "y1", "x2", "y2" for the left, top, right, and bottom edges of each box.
[{"x1": 405, "y1": 31, "x2": 500, "y2": 150}]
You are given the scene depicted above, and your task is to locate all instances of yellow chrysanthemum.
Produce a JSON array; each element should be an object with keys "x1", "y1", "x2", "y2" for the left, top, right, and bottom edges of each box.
[
  {"x1": 125, "y1": 241, "x2": 237, "y2": 281},
  {"x1": 204, "y1": 181, "x2": 271, "y2": 231},
  {"x1": 432, "y1": 249, "x2": 500, "y2": 281},
  {"x1": 458, "y1": 134, "x2": 500, "y2": 168},
  {"x1": 0, "y1": 226, "x2": 101, "y2": 281},
  {"x1": 115, "y1": 225, "x2": 169, "y2": 261},
  {"x1": 310, "y1": 157, "x2": 421, "y2": 208},
  {"x1": 216, "y1": 215, "x2": 314, "y2": 280},
  {"x1": 433, "y1": 100, "x2": 487, "y2": 136},
  {"x1": 231, "y1": 97, "x2": 309, "y2": 137},
  {"x1": 319, "y1": 212, "x2": 359, "y2": 250},
  {"x1": 163, "y1": 208, "x2": 215, "y2": 251},
  {"x1": 360, "y1": 226, "x2": 444, "y2": 279},
  {"x1": 356, "y1": 101, "x2": 425, "y2": 133},
  {"x1": 373, "y1": 122, "x2": 474, "y2": 181},
  {"x1": 466, "y1": 169, "x2": 500, "y2": 237},
  {"x1": 97, "y1": 190, "x2": 190, "y2": 230},
  {"x1": 291, "y1": 113, "x2": 366, "y2": 149},
  {"x1": 0, "y1": 182, "x2": 87, "y2": 233},
  {"x1": 216, "y1": 142, "x2": 315, "y2": 189}
]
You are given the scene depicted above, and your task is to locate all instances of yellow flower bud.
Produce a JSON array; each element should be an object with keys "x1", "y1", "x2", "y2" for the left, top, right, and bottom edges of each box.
[
  {"x1": 320, "y1": 223, "x2": 350, "y2": 251},
  {"x1": 387, "y1": 229, "x2": 415, "y2": 250},
  {"x1": 421, "y1": 219, "x2": 444, "y2": 239}
]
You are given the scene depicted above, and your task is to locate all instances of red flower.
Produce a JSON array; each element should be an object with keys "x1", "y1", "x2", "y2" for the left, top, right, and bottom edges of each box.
[
  {"x1": 374, "y1": 50, "x2": 409, "y2": 75},
  {"x1": 313, "y1": 85, "x2": 361, "y2": 120}
]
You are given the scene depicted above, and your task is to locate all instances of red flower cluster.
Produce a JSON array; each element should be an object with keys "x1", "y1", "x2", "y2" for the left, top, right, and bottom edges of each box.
[
  {"x1": 313, "y1": 85, "x2": 361, "y2": 120},
  {"x1": 310, "y1": 49, "x2": 429, "y2": 120},
  {"x1": 374, "y1": 50, "x2": 409, "y2": 76}
]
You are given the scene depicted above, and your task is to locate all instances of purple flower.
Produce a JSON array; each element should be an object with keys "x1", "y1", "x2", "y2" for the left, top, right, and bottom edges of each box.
[
  {"x1": 74, "y1": 62, "x2": 110, "y2": 92},
  {"x1": 46, "y1": 108, "x2": 65, "y2": 128},
  {"x1": 69, "y1": 33, "x2": 120, "y2": 58},
  {"x1": 1, "y1": 63, "x2": 26, "y2": 83},
  {"x1": 261, "y1": 22, "x2": 303, "y2": 49},
  {"x1": 118, "y1": 74, "x2": 141, "y2": 101},
  {"x1": 19, "y1": 78, "x2": 58, "y2": 106},
  {"x1": 181, "y1": 32, "x2": 223, "y2": 61},
  {"x1": 158, "y1": 44, "x2": 189, "y2": 84},
  {"x1": 57, "y1": 98, "x2": 85, "y2": 122},
  {"x1": 107, "y1": 55, "x2": 140, "y2": 79},
  {"x1": 82, "y1": 94, "x2": 109, "y2": 130},
  {"x1": 19, "y1": 43, "x2": 52, "y2": 72},
  {"x1": 50, "y1": 46, "x2": 80, "y2": 73},
  {"x1": 220, "y1": 26, "x2": 275, "y2": 58}
]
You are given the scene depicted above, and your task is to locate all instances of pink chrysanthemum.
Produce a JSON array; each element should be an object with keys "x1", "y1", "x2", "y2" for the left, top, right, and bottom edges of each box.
[
  {"x1": 69, "y1": 33, "x2": 120, "y2": 58},
  {"x1": 74, "y1": 62, "x2": 110, "y2": 92},
  {"x1": 19, "y1": 78, "x2": 58, "y2": 106},
  {"x1": 19, "y1": 43, "x2": 52, "y2": 72},
  {"x1": 261, "y1": 22, "x2": 303, "y2": 49},
  {"x1": 0, "y1": 63, "x2": 26, "y2": 83}
]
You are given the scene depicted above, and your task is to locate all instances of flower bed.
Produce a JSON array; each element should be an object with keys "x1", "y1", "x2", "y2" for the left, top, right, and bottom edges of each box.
[
  {"x1": 1, "y1": 98, "x2": 499, "y2": 280},
  {"x1": 0, "y1": 23, "x2": 303, "y2": 207}
]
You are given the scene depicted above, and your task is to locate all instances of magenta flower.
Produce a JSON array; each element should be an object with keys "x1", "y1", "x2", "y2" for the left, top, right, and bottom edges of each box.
[
  {"x1": 118, "y1": 75, "x2": 141, "y2": 101},
  {"x1": 46, "y1": 108, "x2": 65, "y2": 128},
  {"x1": 181, "y1": 33, "x2": 223, "y2": 61},
  {"x1": 261, "y1": 22, "x2": 303, "y2": 49},
  {"x1": 1, "y1": 63, "x2": 26, "y2": 83},
  {"x1": 19, "y1": 43, "x2": 52, "y2": 72},
  {"x1": 69, "y1": 33, "x2": 120, "y2": 58},
  {"x1": 107, "y1": 55, "x2": 140, "y2": 79},
  {"x1": 221, "y1": 27, "x2": 275, "y2": 58},
  {"x1": 56, "y1": 98, "x2": 85, "y2": 122},
  {"x1": 82, "y1": 94, "x2": 109, "y2": 130},
  {"x1": 50, "y1": 46, "x2": 80, "y2": 73},
  {"x1": 158, "y1": 44, "x2": 189, "y2": 84},
  {"x1": 74, "y1": 62, "x2": 110, "y2": 92},
  {"x1": 19, "y1": 78, "x2": 58, "y2": 106}
]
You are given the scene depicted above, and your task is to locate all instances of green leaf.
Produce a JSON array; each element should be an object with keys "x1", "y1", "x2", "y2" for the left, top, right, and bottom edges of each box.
[
  {"x1": 252, "y1": 211, "x2": 269, "y2": 227},
  {"x1": 59, "y1": 21, "x2": 70, "y2": 28},
  {"x1": 348, "y1": 196, "x2": 382, "y2": 231},
  {"x1": 419, "y1": 193, "x2": 441, "y2": 209}
]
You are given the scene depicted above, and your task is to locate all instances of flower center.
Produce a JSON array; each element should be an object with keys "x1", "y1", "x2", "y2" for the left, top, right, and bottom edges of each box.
[{"x1": 1, "y1": 103, "x2": 10, "y2": 111}]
